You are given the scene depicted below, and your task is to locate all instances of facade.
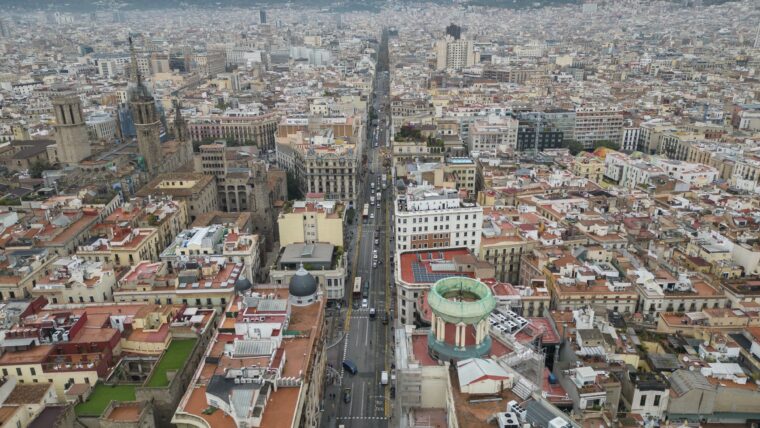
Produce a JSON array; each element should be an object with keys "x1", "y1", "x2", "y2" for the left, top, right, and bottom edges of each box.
[
  {"x1": 269, "y1": 243, "x2": 346, "y2": 301},
  {"x1": 278, "y1": 200, "x2": 344, "y2": 247},
  {"x1": 160, "y1": 225, "x2": 261, "y2": 283},
  {"x1": 52, "y1": 93, "x2": 91, "y2": 166},
  {"x1": 468, "y1": 116, "x2": 519, "y2": 153},
  {"x1": 128, "y1": 38, "x2": 162, "y2": 176},
  {"x1": 173, "y1": 287, "x2": 327, "y2": 428},
  {"x1": 574, "y1": 106, "x2": 624, "y2": 149},
  {"x1": 395, "y1": 185, "x2": 483, "y2": 255},
  {"x1": 435, "y1": 35, "x2": 478, "y2": 71},
  {"x1": 136, "y1": 173, "x2": 218, "y2": 223},
  {"x1": 187, "y1": 111, "x2": 278, "y2": 149},
  {"x1": 30, "y1": 257, "x2": 115, "y2": 304}
]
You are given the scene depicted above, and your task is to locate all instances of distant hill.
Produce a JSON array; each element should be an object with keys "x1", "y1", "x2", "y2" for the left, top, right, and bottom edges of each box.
[{"x1": 0, "y1": 0, "x2": 740, "y2": 12}]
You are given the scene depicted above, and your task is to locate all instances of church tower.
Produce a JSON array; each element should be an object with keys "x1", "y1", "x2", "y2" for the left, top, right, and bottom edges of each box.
[
  {"x1": 52, "y1": 92, "x2": 91, "y2": 165},
  {"x1": 127, "y1": 36, "x2": 161, "y2": 175},
  {"x1": 173, "y1": 99, "x2": 188, "y2": 142}
]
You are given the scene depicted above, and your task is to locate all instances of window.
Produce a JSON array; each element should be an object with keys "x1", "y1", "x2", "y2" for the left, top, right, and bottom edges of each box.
[
  {"x1": 16, "y1": 368, "x2": 22, "y2": 376},
  {"x1": 2, "y1": 369, "x2": 6, "y2": 376},
  {"x1": 640, "y1": 395, "x2": 647, "y2": 406},
  {"x1": 653, "y1": 395, "x2": 660, "y2": 406},
  {"x1": 30, "y1": 367, "x2": 35, "y2": 375}
]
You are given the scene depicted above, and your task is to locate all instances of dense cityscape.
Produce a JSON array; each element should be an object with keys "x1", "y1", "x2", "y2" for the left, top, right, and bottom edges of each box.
[{"x1": 0, "y1": 0, "x2": 760, "y2": 427}]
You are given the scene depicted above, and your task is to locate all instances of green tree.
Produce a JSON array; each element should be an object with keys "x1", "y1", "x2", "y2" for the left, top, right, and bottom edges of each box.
[
  {"x1": 29, "y1": 161, "x2": 53, "y2": 179},
  {"x1": 593, "y1": 140, "x2": 620, "y2": 151},
  {"x1": 566, "y1": 140, "x2": 585, "y2": 155},
  {"x1": 345, "y1": 207, "x2": 355, "y2": 225},
  {"x1": 286, "y1": 171, "x2": 303, "y2": 200}
]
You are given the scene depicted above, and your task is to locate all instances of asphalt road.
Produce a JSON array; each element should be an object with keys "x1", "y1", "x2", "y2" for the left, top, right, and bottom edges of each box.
[{"x1": 322, "y1": 67, "x2": 393, "y2": 428}]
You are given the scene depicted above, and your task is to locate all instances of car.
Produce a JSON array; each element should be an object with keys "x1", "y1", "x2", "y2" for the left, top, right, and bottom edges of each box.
[
  {"x1": 390, "y1": 386, "x2": 396, "y2": 399},
  {"x1": 370, "y1": 213, "x2": 375, "y2": 219},
  {"x1": 382, "y1": 312, "x2": 389, "y2": 324},
  {"x1": 369, "y1": 308, "x2": 376, "y2": 319},
  {"x1": 343, "y1": 388, "x2": 352, "y2": 403},
  {"x1": 343, "y1": 360, "x2": 358, "y2": 375},
  {"x1": 361, "y1": 298, "x2": 369, "y2": 309},
  {"x1": 372, "y1": 261, "x2": 377, "y2": 269},
  {"x1": 374, "y1": 238, "x2": 379, "y2": 245}
]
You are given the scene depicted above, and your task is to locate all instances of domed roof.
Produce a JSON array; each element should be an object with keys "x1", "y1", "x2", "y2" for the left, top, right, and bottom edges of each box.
[
  {"x1": 289, "y1": 265, "x2": 317, "y2": 297},
  {"x1": 234, "y1": 277, "x2": 253, "y2": 292}
]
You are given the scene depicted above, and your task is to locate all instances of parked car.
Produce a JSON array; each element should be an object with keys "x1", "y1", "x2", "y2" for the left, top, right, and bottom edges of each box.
[{"x1": 343, "y1": 388, "x2": 352, "y2": 403}]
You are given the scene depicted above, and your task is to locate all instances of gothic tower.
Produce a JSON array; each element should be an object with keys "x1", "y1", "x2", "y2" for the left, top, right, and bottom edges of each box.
[
  {"x1": 128, "y1": 36, "x2": 161, "y2": 175},
  {"x1": 173, "y1": 99, "x2": 188, "y2": 142},
  {"x1": 52, "y1": 92, "x2": 91, "y2": 165}
]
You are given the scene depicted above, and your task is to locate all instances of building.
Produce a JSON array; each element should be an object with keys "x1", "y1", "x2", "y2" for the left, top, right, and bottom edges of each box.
[
  {"x1": 128, "y1": 37, "x2": 162, "y2": 175},
  {"x1": 187, "y1": 111, "x2": 278, "y2": 149},
  {"x1": 278, "y1": 200, "x2": 344, "y2": 247},
  {"x1": 516, "y1": 122, "x2": 564, "y2": 152},
  {"x1": 114, "y1": 259, "x2": 242, "y2": 309},
  {"x1": 435, "y1": 35, "x2": 478, "y2": 71},
  {"x1": 425, "y1": 277, "x2": 496, "y2": 361},
  {"x1": 136, "y1": 173, "x2": 218, "y2": 223},
  {"x1": 51, "y1": 93, "x2": 91, "y2": 166},
  {"x1": 172, "y1": 284, "x2": 327, "y2": 428},
  {"x1": 160, "y1": 225, "x2": 261, "y2": 283},
  {"x1": 574, "y1": 106, "x2": 624, "y2": 149},
  {"x1": 0, "y1": 249, "x2": 58, "y2": 301},
  {"x1": 395, "y1": 185, "x2": 483, "y2": 255},
  {"x1": 0, "y1": 140, "x2": 55, "y2": 172},
  {"x1": 194, "y1": 142, "x2": 287, "y2": 246},
  {"x1": 30, "y1": 257, "x2": 115, "y2": 304},
  {"x1": 277, "y1": 131, "x2": 359, "y2": 202},
  {"x1": 395, "y1": 247, "x2": 494, "y2": 325},
  {"x1": 269, "y1": 243, "x2": 346, "y2": 301},
  {"x1": 479, "y1": 207, "x2": 538, "y2": 285},
  {"x1": 468, "y1": 116, "x2": 519, "y2": 153},
  {"x1": 76, "y1": 225, "x2": 160, "y2": 268}
]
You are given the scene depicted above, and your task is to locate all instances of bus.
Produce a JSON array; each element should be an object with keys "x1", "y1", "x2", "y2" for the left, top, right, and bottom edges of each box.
[
  {"x1": 353, "y1": 277, "x2": 362, "y2": 301},
  {"x1": 362, "y1": 203, "x2": 369, "y2": 219}
]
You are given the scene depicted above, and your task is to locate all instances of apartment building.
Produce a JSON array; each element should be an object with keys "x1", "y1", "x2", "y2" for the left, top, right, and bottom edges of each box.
[
  {"x1": 395, "y1": 185, "x2": 483, "y2": 256},
  {"x1": 114, "y1": 259, "x2": 240, "y2": 309},
  {"x1": 187, "y1": 110, "x2": 278, "y2": 149},
  {"x1": 574, "y1": 106, "x2": 624, "y2": 149},
  {"x1": 435, "y1": 35, "x2": 478, "y2": 70},
  {"x1": 76, "y1": 225, "x2": 160, "y2": 268},
  {"x1": 278, "y1": 200, "x2": 344, "y2": 247},
  {"x1": 467, "y1": 115, "x2": 519, "y2": 153},
  {"x1": 30, "y1": 257, "x2": 115, "y2": 304},
  {"x1": 160, "y1": 225, "x2": 261, "y2": 283},
  {"x1": 277, "y1": 131, "x2": 359, "y2": 202},
  {"x1": 479, "y1": 207, "x2": 538, "y2": 284}
]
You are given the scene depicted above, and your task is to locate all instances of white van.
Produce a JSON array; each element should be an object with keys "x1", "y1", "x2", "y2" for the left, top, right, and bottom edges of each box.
[{"x1": 381, "y1": 371, "x2": 389, "y2": 385}]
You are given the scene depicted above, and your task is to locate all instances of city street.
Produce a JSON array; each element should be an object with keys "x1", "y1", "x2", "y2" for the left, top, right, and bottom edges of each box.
[{"x1": 321, "y1": 32, "x2": 393, "y2": 428}]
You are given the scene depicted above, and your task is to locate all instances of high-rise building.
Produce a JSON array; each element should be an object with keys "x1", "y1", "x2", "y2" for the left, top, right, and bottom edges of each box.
[
  {"x1": 435, "y1": 35, "x2": 478, "y2": 71},
  {"x1": 0, "y1": 19, "x2": 12, "y2": 38},
  {"x1": 259, "y1": 9, "x2": 267, "y2": 24},
  {"x1": 446, "y1": 23, "x2": 461, "y2": 40},
  {"x1": 127, "y1": 36, "x2": 161, "y2": 175},
  {"x1": 574, "y1": 106, "x2": 624, "y2": 149},
  {"x1": 52, "y1": 93, "x2": 91, "y2": 165}
]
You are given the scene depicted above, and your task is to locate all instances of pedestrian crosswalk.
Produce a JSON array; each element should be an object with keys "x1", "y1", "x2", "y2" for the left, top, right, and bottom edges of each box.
[{"x1": 337, "y1": 416, "x2": 388, "y2": 420}]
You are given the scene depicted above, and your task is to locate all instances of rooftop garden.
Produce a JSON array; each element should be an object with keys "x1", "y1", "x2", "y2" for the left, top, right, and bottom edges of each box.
[
  {"x1": 145, "y1": 338, "x2": 197, "y2": 387},
  {"x1": 75, "y1": 384, "x2": 136, "y2": 416},
  {"x1": 394, "y1": 125, "x2": 444, "y2": 148}
]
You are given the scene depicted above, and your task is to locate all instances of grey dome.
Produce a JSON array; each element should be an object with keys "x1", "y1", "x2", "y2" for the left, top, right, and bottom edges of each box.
[
  {"x1": 234, "y1": 277, "x2": 253, "y2": 292},
  {"x1": 289, "y1": 265, "x2": 317, "y2": 297}
]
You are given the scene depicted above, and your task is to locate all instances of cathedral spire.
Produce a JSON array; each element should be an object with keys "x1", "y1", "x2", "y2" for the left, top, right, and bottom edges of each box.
[{"x1": 128, "y1": 35, "x2": 141, "y2": 86}]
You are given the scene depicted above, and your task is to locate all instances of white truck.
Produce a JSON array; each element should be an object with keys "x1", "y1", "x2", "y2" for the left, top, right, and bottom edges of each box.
[{"x1": 381, "y1": 371, "x2": 389, "y2": 385}]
